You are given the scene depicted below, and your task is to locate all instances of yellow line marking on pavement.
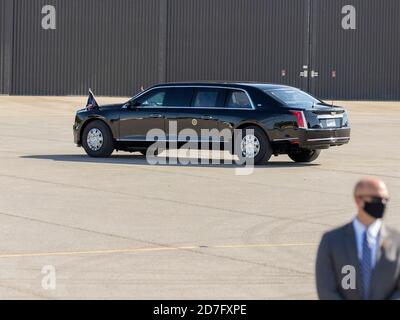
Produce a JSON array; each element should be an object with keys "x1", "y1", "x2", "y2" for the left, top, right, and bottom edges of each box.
[
  {"x1": 0, "y1": 243, "x2": 317, "y2": 259},
  {"x1": 213, "y1": 243, "x2": 317, "y2": 249}
]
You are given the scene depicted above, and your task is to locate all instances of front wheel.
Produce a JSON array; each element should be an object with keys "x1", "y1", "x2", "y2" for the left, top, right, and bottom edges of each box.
[
  {"x1": 82, "y1": 120, "x2": 114, "y2": 157},
  {"x1": 288, "y1": 149, "x2": 321, "y2": 163}
]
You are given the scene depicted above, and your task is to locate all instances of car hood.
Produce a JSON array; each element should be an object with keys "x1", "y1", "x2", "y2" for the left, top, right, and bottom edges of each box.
[{"x1": 98, "y1": 103, "x2": 126, "y2": 111}]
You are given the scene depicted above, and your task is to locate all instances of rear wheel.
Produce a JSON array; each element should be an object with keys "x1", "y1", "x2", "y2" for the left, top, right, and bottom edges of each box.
[
  {"x1": 288, "y1": 149, "x2": 321, "y2": 163},
  {"x1": 235, "y1": 126, "x2": 272, "y2": 165},
  {"x1": 82, "y1": 120, "x2": 114, "y2": 157}
]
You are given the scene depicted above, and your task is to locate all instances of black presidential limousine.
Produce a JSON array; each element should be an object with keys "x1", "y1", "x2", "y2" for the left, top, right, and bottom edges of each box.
[{"x1": 73, "y1": 82, "x2": 351, "y2": 165}]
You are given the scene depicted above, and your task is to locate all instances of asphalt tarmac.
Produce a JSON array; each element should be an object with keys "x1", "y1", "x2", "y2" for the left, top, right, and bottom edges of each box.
[{"x1": 0, "y1": 96, "x2": 399, "y2": 299}]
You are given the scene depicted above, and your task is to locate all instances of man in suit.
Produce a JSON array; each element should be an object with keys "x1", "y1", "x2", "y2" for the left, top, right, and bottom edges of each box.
[{"x1": 316, "y1": 177, "x2": 400, "y2": 300}]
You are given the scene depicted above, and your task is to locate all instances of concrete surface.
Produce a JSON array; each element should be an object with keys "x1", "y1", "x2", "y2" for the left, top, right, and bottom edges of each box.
[{"x1": 0, "y1": 96, "x2": 399, "y2": 300}]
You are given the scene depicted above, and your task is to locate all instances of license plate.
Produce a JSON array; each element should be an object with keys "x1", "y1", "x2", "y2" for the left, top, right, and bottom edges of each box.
[{"x1": 326, "y1": 119, "x2": 337, "y2": 127}]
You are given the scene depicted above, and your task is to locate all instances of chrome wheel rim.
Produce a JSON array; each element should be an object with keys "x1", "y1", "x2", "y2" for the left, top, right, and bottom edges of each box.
[
  {"x1": 241, "y1": 134, "x2": 260, "y2": 158},
  {"x1": 87, "y1": 128, "x2": 103, "y2": 151}
]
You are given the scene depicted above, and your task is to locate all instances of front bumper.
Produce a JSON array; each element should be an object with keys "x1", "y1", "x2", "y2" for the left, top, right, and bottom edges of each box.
[{"x1": 272, "y1": 127, "x2": 351, "y2": 150}]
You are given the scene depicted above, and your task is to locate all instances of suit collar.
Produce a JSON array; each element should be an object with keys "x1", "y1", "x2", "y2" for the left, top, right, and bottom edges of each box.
[
  {"x1": 352, "y1": 218, "x2": 382, "y2": 239},
  {"x1": 348, "y1": 219, "x2": 389, "y2": 256},
  {"x1": 344, "y1": 221, "x2": 394, "y2": 300},
  {"x1": 380, "y1": 224, "x2": 390, "y2": 246}
]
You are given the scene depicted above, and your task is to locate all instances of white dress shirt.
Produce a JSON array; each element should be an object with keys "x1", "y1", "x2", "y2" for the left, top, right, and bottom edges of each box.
[{"x1": 352, "y1": 218, "x2": 382, "y2": 268}]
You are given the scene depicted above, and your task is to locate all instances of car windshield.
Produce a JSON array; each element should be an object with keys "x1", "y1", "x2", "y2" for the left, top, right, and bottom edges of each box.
[{"x1": 265, "y1": 88, "x2": 321, "y2": 107}]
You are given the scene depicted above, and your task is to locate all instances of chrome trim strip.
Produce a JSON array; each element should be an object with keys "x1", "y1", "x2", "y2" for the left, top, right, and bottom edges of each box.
[
  {"x1": 117, "y1": 138, "x2": 145, "y2": 142},
  {"x1": 306, "y1": 127, "x2": 350, "y2": 131},
  {"x1": 272, "y1": 138, "x2": 299, "y2": 142},
  {"x1": 133, "y1": 106, "x2": 254, "y2": 111},
  {"x1": 307, "y1": 137, "x2": 350, "y2": 142},
  {"x1": 317, "y1": 114, "x2": 344, "y2": 119},
  {"x1": 127, "y1": 85, "x2": 256, "y2": 110},
  {"x1": 117, "y1": 137, "x2": 225, "y2": 143}
]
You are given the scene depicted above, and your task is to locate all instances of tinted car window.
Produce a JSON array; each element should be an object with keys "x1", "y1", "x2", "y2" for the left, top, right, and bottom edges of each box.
[
  {"x1": 134, "y1": 87, "x2": 193, "y2": 107},
  {"x1": 164, "y1": 88, "x2": 194, "y2": 107},
  {"x1": 192, "y1": 89, "x2": 225, "y2": 108},
  {"x1": 135, "y1": 89, "x2": 166, "y2": 107},
  {"x1": 226, "y1": 90, "x2": 252, "y2": 109},
  {"x1": 266, "y1": 88, "x2": 320, "y2": 107}
]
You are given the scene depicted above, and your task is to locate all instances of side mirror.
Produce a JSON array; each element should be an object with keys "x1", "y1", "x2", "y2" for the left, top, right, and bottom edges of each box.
[{"x1": 125, "y1": 100, "x2": 139, "y2": 109}]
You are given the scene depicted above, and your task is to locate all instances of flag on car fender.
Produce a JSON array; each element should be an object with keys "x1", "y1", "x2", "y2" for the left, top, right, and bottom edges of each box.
[{"x1": 86, "y1": 88, "x2": 99, "y2": 110}]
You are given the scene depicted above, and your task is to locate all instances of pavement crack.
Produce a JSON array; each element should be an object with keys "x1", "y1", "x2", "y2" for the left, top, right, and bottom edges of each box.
[
  {"x1": 0, "y1": 172, "x2": 336, "y2": 228},
  {"x1": 0, "y1": 209, "x2": 170, "y2": 249}
]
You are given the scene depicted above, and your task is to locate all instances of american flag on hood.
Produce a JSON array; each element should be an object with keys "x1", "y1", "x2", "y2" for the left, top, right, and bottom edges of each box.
[{"x1": 86, "y1": 88, "x2": 99, "y2": 110}]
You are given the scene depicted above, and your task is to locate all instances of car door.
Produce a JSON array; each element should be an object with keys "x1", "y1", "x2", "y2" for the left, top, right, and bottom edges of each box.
[
  {"x1": 217, "y1": 89, "x2": 255, "y2": 135},
  {"x1": 186, "y1": 87, "x2": 226, "y2": 142},
  {"x1": 119, "y1": 88, "x2": 167, "y2": 142},
  {"x1": 157, "y1": 87, "x2": 196, "y2": 142}
]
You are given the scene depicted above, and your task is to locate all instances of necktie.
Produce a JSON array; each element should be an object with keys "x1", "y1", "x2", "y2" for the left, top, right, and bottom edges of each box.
[{"x1": 361, "y1": 230, "x2": 372, "y2": 300}]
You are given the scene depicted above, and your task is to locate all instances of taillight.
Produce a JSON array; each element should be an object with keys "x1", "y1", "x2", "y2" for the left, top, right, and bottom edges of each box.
[
  {"x1": 290, "y1": 110, "x2": 307, "y2": 129},
  {"x1": 342, "y1": 112, "x2": 349, "y2": 127}
]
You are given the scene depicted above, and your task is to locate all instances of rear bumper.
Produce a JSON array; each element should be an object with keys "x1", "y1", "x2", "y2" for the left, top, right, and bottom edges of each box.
[
  {"x1": 301, "y1": 128, "x2": 351, "y2": 149},
  {"x1": 272, "y1": 127, "x2": 351, "y2": 150}
]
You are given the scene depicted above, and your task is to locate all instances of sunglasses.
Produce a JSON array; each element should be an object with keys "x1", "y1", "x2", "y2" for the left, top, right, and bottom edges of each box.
[{"x1": 358, "y1": 196, "x2": 389, "y2": 204}]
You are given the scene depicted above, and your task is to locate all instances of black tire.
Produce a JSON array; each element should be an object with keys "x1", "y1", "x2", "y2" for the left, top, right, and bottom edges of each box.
[
  {"x1": 288, "y1": 149, "x2": 321, "y2": 163},
  {"x1": 139, "y1": 148, "x2": 160, "y2": 156},
  {"x1": 235, "y1": 126, "x2": 272, "y2": 165},
  {"x1": 82, "y1": 120, "x2": 114, "y2": 157}
]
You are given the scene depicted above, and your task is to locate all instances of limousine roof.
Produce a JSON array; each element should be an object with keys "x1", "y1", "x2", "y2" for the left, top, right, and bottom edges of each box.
[{"x1": 151, "y1": 82, "x2": 293, "y2": 91}]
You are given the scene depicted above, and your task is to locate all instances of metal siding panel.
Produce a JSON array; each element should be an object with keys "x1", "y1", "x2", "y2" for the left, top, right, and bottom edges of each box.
[
  {"x1": 0, "y1": 1, "x2": 4, "y2": 93},
  {"x1": 311, "y1": 0, "x2": 400, "y2": 100},
  {"x1": 166, "y1": 0, "x2": 309, "y2": 90},
  {"x1": 11, "y1": 0, "x2": 160, "y2": 96},
  {"x1": 0, "y1": 0, "x2": 14, "y2": 94},
  {"x1": 5, "y1": 0, "x2": 400, "y2": 99}
]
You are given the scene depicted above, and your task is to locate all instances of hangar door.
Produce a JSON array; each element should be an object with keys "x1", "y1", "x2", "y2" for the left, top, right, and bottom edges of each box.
[
  {"x1": 308, "y1": 0, "x2": 400, "y2": 100},
  {"x1": 166, "y1": 0, "x2": 312, "y2": 92},
  {"x1": 166, "y1": 0, "x2": 400, "y2": 100}
]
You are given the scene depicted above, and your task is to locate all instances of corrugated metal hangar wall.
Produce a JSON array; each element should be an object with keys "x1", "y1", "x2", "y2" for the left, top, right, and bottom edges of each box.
[{"x1": 0, "y1": 0, "x2": 399, "y2": 99}]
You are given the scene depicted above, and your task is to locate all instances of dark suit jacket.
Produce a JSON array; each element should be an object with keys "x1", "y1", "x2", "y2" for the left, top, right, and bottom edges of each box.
[{"x1": 316, "y1": 222, "x2": 400, "y2": 300}]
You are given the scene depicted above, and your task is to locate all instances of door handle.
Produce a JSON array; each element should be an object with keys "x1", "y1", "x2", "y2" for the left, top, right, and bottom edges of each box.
[{"x1": 201, "y1": 115, "x2": 213, "y2": 120}]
